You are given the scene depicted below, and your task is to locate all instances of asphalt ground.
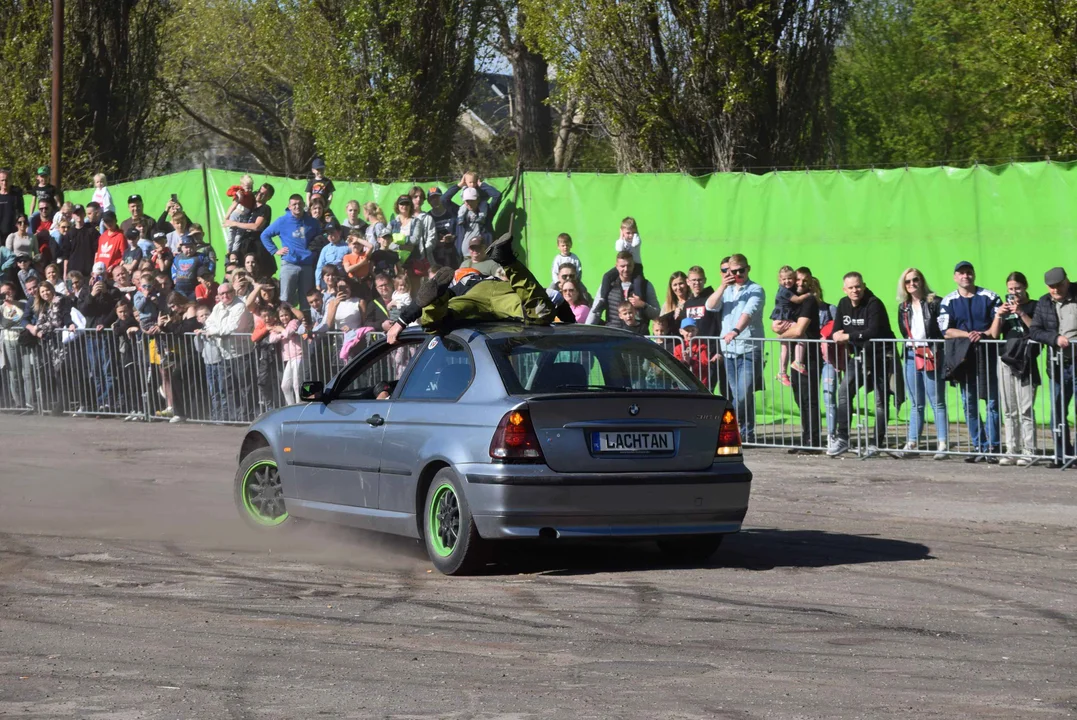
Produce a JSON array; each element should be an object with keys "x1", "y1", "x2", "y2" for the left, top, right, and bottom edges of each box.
[{"x1": 0, "y1": 415, "x2": 1074, "y2": 719}]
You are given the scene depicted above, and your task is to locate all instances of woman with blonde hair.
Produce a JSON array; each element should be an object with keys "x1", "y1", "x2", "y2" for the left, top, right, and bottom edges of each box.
[
  {"x1": 896, "y1": 267, "x2": 948, "y2": 459},
  {"x1": 663, "y1": 271, "x2": 690, "y2": 320}
]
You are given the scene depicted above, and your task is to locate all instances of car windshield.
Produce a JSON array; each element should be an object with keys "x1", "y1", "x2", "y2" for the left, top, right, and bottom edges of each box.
[{"x1": 488, "y1": 334, "x2": 708, "y2": 395}]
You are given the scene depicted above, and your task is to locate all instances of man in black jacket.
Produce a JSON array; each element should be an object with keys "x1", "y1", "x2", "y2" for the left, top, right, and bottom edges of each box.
[
  {"x1": 829, "y1": 271, "x2": 895, "y2": 457},
  {"x1": 78, "y1": 273, "x2": 121, "y2": 412},
  {"x1": 1029, "y1": 267, "x2": 1077, "y2": 464}
]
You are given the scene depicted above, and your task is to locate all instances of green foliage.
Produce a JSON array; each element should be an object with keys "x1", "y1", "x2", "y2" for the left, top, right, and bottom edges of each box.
[
  {"x1": 521, "y1": 0, "x2": 849, "y2": 172},
  {"x1": 831, "y1": 0, "x2": 1077, "y2": 165}
]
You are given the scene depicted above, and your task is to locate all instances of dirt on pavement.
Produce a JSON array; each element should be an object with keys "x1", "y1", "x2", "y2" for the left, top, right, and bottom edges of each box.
[{"x1": 0, "y1": 415, "x2": 1074, "y2": 719}]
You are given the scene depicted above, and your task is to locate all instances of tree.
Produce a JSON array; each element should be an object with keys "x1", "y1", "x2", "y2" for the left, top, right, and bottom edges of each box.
[
  {"x1": 985, "y1": 0, "x2": 1077, "y2": 154},
  {"x1": 490, "y1": 1, "x2": 554, "y2": 168},
  {"x1": 521, "y1": 0, "x2": 850, "y2": 172},
  {"x1": 831, "y1": 0, "x2": 1034, "y2": 166},
  {"x1": 0, "y1": 0, "x2": 169, "y2": 188},
  {"x1": 162, "y1": 0, "x2": 315, "y2": 176}
]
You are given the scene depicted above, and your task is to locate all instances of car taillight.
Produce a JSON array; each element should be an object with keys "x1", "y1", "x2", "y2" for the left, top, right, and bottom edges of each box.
[
  {"x1": 490, "y1": 408, "x2": 544, "y2": 462},
  {"x1": 716, "y1": 409, "x2": 741, "y2": 456}
]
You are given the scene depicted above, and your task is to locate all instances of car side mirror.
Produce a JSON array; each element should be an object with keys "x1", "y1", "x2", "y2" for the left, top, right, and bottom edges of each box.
[{"x1": 300, "y1": 380, "x2": 325, "y2": 403}]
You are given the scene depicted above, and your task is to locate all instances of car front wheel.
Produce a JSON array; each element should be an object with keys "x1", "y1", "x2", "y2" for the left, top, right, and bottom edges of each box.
[
  {"x1": 424, "y1": 468, "x2": 486, "y2": 575},
  {"x1": 234, "y1": 447, "x2": 292, "y2": 530}
]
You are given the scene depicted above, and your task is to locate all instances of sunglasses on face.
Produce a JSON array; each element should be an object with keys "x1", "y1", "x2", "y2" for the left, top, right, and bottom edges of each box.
[
  {"x1": 720, "y1": 266, "x2": 729, "y2": 273},
  {"x1": 729, "y1": 268, "x2": 747, "y2": 276},
  {"x1": 905, "y1": 277, "x2": 921, "y2": 285}
]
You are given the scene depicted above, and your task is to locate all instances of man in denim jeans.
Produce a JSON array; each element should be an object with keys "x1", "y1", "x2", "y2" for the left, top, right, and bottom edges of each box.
[
  {"x1": 939, "y1": 261, "x2": 1003, "y2": 463},
  {"x1": 1029, "y1": 267, "x2": 1077, "y2": 467},
  {"x1": 705, "y1": 254, "x2": 765, "y2": 442}
]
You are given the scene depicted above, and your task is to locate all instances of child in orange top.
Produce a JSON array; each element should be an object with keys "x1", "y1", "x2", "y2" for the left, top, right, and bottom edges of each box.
[{"x1": 341, "y1": 231, "x2": 371, "y2": 281}]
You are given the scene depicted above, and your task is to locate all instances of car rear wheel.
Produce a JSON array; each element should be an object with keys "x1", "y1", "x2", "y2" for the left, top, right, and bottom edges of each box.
[
  {"x1": 424, "y1": 468, "x2": 486, "y2": 575},
  {"x1": 656, "y1": 534, "x2": 724, "y2": 563},
  {"x1": 234, "y1": 448, "x2": 291, "y2": 530}
]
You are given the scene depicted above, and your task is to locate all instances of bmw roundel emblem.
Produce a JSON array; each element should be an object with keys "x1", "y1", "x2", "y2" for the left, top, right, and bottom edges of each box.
[{"x1": 628, "y1": 404, "x2": 640, "y2": 416}]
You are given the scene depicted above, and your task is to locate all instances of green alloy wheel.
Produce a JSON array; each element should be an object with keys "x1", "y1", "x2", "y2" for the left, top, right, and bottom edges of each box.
[
  {"x1": 234, "y1": 447, "x2": 291, "y2": 529},
  {"x1": 423, "y1": 468, "x2": 486, "y2": 575}
]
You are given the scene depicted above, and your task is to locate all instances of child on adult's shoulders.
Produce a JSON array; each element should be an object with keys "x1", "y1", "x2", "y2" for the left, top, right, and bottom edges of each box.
[{"x1": 550, "y1": 232, "x2": 582, "y2": 286}]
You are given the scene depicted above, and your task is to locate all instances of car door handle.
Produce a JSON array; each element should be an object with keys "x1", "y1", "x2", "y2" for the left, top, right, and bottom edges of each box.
[{"x1": 366, "y1": 414, "x2": 384, "y2": 427}]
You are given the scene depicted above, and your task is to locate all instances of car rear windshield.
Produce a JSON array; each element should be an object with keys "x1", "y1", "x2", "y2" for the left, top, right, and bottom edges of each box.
[{"x1": 488, "y1": 334, "x2": 709, "y2": 395}]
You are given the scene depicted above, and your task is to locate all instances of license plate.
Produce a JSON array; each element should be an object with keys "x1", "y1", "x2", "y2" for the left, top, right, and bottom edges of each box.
[{"x1": 591, "y1": 431, "x2": 675, "y2": 454}]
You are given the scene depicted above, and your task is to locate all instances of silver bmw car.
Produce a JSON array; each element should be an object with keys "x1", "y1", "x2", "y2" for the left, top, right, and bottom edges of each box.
[{"x1": 234, "y1": 323, "x2": 752, "y2": 574}]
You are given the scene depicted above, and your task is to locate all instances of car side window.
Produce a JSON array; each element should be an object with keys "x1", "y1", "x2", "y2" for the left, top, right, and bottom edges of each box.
[
  {"x1": 335, "y1": 340, "x2": 421, "y2": 400},
  {"x1": 398, "y1": 337, "x2": 473, "y2": 400}
]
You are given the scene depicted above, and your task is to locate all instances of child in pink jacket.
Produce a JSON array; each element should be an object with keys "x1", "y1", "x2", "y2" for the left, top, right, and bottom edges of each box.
[{"x1": 269, "y1": 304, "x2": 305, "y2": 405}]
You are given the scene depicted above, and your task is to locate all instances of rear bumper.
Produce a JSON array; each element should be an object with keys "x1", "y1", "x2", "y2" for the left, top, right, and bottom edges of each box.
[{"x1": 459, "y1": 461, "x2": 752, "y2": 540}]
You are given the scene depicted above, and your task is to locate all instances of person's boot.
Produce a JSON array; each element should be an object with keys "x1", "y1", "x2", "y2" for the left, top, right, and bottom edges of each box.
[
  {"x1": 487, "y1": 232, "x2": 517, "y2": 266},
  {"x1": 414, "y1": 267, "x2": 455, "y2": 308}
]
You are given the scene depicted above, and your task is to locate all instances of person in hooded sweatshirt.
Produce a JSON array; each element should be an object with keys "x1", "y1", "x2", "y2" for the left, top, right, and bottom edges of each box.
[{"x1": 828, "y1": 271, "x2": 895, "y2": 458}]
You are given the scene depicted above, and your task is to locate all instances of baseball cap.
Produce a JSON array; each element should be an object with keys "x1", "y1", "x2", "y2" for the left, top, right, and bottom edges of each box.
[
  {"x1": 72, "y1": 204, "x2": 84, "y2": 214},
  {"x1": 377, "y1": 225, "x2": 393, "y2": 238},
  {"x1": 15, "y1": 253, "x2": 31, "y2": 262},
  {"x1": 395, "y1": 194, "x2": 411, "y2": 207},
  {"x1": 1045, "y1": 267, "x2": 1067, "y2": 286},
  {"x1": 180, "y1": 235, "x2": 196, "y2": 245},
  {"x1": 428, "y1": 186, "x2": 442, "y2": 197},
  {"x1": 36, "y1": 165, "x2": 49, "y2": 176},
  {"x1": 468, "y1": 237, "x2": 485, "y2": 248},
  {"x1": 124, "y1": 227, "x2": 141, "y2": 241},
  {"x1": 680, "y1": 317, "x2": 698, "y2": 330},
  {"x1": 462, "y1": 187, "x2": 479, "y2": 201},
  {"x1": 127, "y1": 194, "x2": 142, "y2": 204},
  {"x1": 152, "y1": 231, "x2": 168, "y2": 243},
  {"x1": 954, "y1": 260, "x2": 974, "y2": 272},
  {"x1": 92, "y1": 261, "x2": 107, "y2": 275},
  {"x1": 311, "y1": 158, "x2": 326, "y2": 170}
]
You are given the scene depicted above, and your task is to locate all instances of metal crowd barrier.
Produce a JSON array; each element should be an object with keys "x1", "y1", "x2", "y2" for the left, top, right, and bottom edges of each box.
[
  {"x1": 694, "y1": 334, "x2": 1074, "y2": 467},
  {"x1": 0, "y1": 328, "x2": 384, "y2": 425},
  {"x1": 2, "y1": 326, "x2": 1074, "y2": 468}
]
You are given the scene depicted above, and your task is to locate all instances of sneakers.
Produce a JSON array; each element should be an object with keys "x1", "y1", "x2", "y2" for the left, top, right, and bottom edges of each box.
[
  {"x1": 934, "y1": 441, "x2": 947, "y2": 461},
  {"x1": 862, "y1": 444, "x2": 880, "y2": 459},
  {"x1": 155, "y1": 406, "x2": 175, "y2": 419},
  {"x1": 777, "y1": 373, "x2": 792, "y2": 387},
  {"x1": 826, "y1": 437, "x2": 849, "y2": 457},
  {"x1": 168, "y1": 415, "x2": 185, "y2": 424},
  {"x1": 790, "y1": 360, "x2": 807, "y2": 375},
  {"x1": 998, "y1": 457, "x2": 1015, "y2": 466},
  {"x1": 1016, "y1": 457, "x2": 1035, "y2": 467},
  {"x1": 123, "y1": 411, "x2": 140, "y2": 422},
  {"x1": 892, "y1": 440, "x2": 917, "y2": 459},
  {"x1": 486, "y1": 232, "x2": 517, "y2": 266}
]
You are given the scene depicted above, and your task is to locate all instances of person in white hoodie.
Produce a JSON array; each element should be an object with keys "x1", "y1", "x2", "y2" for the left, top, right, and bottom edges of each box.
[{"x1": 199, "y1": 282, "x2": 254, "y2": 422}]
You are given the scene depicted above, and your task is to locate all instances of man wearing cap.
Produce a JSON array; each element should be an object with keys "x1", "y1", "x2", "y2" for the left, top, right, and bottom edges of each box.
[
  {"x1": 62, "y1": 202, "x2": 101, "y2": 278},
  {"x1": 939, "y1": 260, "x2": 1003, "y2": 462},
  {"x1": 260, "y1": 194, "x2": 321, "y2": 311},
  {"x1": 1030, "y1": 267, "x2": 1077, "y2": 464},
  {"x1": 458, "y1": 237, "x2": 502, "y2": 276},
  {"x1": 94, "y1": 211, "x2": 126, "y2": 272},
  {"x1": 0, "y1": 169, "x2": 24, "y2": 240},
  {"x1": 120, "y1": 194, "x2": 157, "y2": 241},
  {"x1": 32, "y1": 166, "x2": 60, "y2": 208},
  {"x1": 121, "y1": 228, "x2": 144, "y2": 275},
  {"x1": 171, "y1": 236, "x2": 210, "y2": 299},
  {"x1": 305, "y1": 159, "x2": 335, "y2": 208}
]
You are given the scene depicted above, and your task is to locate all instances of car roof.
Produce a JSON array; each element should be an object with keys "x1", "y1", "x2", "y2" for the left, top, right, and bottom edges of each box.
[{"x1": 442, "y1": 322, "x2": 640, "y2": 342}]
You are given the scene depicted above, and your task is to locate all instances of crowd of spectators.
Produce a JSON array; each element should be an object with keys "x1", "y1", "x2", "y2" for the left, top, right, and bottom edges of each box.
[{"x1": 1, "y1": 162, "x2": 1075, "y2": 466}]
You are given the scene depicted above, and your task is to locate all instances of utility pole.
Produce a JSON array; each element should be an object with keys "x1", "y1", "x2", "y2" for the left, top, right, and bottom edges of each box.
[{"x1": 50, "y1": 0, "x2": 63, "y2": 193}]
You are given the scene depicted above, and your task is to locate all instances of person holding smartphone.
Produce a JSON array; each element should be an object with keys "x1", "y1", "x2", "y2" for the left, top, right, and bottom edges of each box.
[{"x1": 995, "y1": 272, "x2": 1039, "y2": 465}]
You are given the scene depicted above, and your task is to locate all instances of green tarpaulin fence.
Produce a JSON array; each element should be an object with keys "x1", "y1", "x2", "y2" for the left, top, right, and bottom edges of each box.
[{"x1": 59, "y1": 162, "x2": 1077, "y2": 425}]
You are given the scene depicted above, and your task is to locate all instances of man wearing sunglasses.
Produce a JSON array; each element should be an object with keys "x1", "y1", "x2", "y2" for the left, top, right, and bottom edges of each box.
[{"x1": 705, "y1": 253, "x2": 765, "y2": 442}]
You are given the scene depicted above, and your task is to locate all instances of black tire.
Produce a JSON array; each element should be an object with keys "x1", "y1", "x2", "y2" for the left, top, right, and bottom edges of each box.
[
  {"x1": 656, "y1": 534, "x2": 725, "y2": 563},
  {"x1": 234, "y1": 447, "x2": 292, "y2": 530},
  {"x1": 423, "y1": 468, "x2": 487, "y2": 575}
]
